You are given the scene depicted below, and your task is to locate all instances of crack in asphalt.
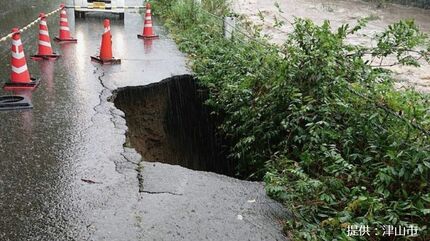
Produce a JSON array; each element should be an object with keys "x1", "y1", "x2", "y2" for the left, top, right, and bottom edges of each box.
[
  {"x1": 77, "y1": 67, "x2": 108, "y2": 138},
  {"x1": 97, "y1": 70, "x2": 108, "y2": 89},
  {"x1": 141, "y1": 190, "x2": 183, "y2": 196},
  {"x1": 73, "y1": 63, "x2": 155, "y2": 203},
  {"x1": 94, "y1": 67, "x2": 145, "y2": 194},
  {"x1": 120, "y1": 152, "x2": 140, "y2": 165},
  {"x1": 77, "y1": 67, "x2": 125, "y2": 143}
]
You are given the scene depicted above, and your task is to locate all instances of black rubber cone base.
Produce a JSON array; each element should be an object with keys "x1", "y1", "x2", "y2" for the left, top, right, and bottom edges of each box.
[
  {"x1": 137, "y1": 34, "x2": 159, "y2": 40},
  {"x1": 0, "y1": 95, "x2": 33, "y2": 111},
  {"x1": 91, "y1": 56, "x2": 121, "y2": 65},
  {"x1": 3, "y1": 77, "x2": 40, "y2": 91},
  {"x1": 31, "y1": 53, "x2": 61, "y2": 61},
  {"x1": 54, "y1": 37, "x2": 78, "y2": 43}
]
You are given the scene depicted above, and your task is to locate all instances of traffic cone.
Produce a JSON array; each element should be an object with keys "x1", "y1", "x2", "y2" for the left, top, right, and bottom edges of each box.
[
  {"x1": 55, "y1": 4, "x2": 77, "y2": 43},
  {"x1": 31, "y1": 13, "x2": 60, "y2": 60},
  {"x1": 91, "y1": 19, "x2": 121, "y2": 64},
  {"x1": 137, "y1": 3, "x2": 159, "y2": 39},
  {"x1": 4, "y1": 28, "x2": 40, "y2": 91}
]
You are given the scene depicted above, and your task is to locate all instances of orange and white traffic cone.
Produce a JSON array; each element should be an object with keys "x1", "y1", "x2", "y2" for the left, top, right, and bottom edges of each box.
[
  {"x1": 91, "y1": 19, "x2": 121, "y2": 64},
  {"x1": 31, "y1": 13, "x2": 60, "y2": 60},
  {"x1": 55, "y1": 4, "x2": 77, "y2": 43},
  {"x1": 137, "y1": 3, "x2": 159, "y2": 39},
  {"x1": 4, "y1": 28, "x2": 40, "y2": 91}
]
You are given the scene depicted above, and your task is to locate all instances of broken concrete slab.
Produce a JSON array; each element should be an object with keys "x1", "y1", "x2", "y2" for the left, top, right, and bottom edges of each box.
[{"x1": 138, "y1": 161, "x2": 288, "y2": 241}]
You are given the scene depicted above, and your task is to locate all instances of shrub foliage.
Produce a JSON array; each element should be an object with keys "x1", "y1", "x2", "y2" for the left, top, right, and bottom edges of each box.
[{"x1": 153, "y1": 0, "x2": 430, "y2": 239}]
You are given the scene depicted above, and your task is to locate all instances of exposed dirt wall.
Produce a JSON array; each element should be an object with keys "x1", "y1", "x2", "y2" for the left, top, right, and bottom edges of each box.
[{"x1": 113, "y1": 75, "x2": 236, "y2": 177}]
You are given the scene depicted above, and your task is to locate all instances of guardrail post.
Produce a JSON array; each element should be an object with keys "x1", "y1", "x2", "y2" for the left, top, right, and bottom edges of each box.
[{"x1": 223, "y1": 16, "x2": 236, "y2": 39}]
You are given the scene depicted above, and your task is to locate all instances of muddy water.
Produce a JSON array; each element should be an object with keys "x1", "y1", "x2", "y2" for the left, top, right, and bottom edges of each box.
[
  {"x1": 232, "y1": 0, "x2": 430, "y2": 92},
  {"x1": 113, "y1": 75, "x2": 235, "y2": 177}
]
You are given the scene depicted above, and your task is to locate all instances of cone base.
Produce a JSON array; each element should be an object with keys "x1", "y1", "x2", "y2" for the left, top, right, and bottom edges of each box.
[
  {"x1": 137, "y1": 34, "x2": 159, "y2": 40},
  {"x1": 31, "y1": 53, "x2": 61, "y2": 61},
  {"x1": 3, "y1": 77, "x2": 40, "y2": 91},
  {"x1": 0, "y1": 95, "x2": 33, "y2": 111},
  {"x1": 54, "y1": 36, "x2": 78, "y2": 43},
  {"x1": 91, "y1": 56, "x2": 121, "y2": 65}
]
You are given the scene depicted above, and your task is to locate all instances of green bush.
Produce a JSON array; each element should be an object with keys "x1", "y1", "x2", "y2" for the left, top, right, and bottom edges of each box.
[{"x1": 153, "y1": 0, "x2": 430, "y2": 239}]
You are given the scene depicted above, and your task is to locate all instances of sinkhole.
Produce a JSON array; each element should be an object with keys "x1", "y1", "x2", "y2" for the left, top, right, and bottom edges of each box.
[{"x1": 113, "y1": 75, "x2": 236, "y2": 177}]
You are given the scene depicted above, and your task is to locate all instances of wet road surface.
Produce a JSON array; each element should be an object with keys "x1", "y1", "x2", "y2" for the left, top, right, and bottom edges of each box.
[{"x1": 0, "y1": 0, "x2": 286, "y2": 240}]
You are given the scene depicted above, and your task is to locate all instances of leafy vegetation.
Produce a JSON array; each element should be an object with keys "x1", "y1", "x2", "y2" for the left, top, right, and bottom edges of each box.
[{"x1": 152, "y1": 0, "x2": 430, "y2": 239}]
